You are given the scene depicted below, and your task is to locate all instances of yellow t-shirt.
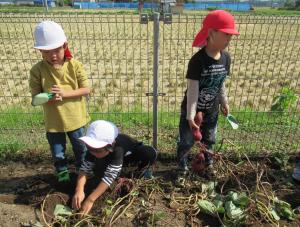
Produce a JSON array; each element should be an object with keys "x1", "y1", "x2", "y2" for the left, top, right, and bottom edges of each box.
[{"x1": 29, "y1": 59, "x2": 91, "y2": 132}]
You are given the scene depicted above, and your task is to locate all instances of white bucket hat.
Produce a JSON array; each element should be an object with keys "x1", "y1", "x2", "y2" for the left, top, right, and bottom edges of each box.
[
  {"x1": 34, "y1": 21, "x2": 67, "y2": 50},
  {"x1": 79, "y1": 120, "x2": 119, "y2": 149}
]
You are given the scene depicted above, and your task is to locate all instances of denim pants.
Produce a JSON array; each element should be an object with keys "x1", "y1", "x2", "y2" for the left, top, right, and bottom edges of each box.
[
  {"x1": 46, "y1": 127, "x2": 87, "y2": 173},
  {"x1": 176, "y1": 109, "x2": 218, "y2": 169}
]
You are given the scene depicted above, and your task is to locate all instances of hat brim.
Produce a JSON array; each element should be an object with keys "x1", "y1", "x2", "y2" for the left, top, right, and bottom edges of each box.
[
  {"x1": 79, "y1": 136, "x2": 109, "y2": 149},
  {"x1": 218, "y1": 28, "x2": 240, "y2": 35},
  {"x1": 192, "y1": 28, "x2": 239, "y2": 47},
  {"x1": 34, "y1": 40, "x2": 67, "y2": 50},
  {"x1": 192, "y1": 28, "x2": 208, "y2": 47}
]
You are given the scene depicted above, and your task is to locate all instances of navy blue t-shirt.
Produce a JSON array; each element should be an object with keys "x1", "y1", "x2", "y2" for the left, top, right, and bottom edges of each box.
[{"x1": 181, "y1": 47, "x2": 231, "y2": 112}]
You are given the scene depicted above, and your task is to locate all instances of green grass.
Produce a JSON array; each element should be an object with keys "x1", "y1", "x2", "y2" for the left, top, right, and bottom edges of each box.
[
  {"x1": 0, "y1": 105, "x2": 299, "y2": 161},
  {"x1": 250, "y1": 7, "x2": 300, "y2": 16},
  {"x1": 0, "y1": 107, "x2": 43, "y2": 128},
  {"x1": 0, "y1": 139, "x2": 24, "y2": 157},
  {"x1": 183, "y1": 7, "x2": 300, "y2": 16}
]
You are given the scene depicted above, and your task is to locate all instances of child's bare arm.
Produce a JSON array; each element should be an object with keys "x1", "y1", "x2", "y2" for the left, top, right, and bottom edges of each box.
[
  {"x1": 219, "y1": 83, "x2": 229, "y2": 116},
  {"x1": 80, "y1": 180, "x2": 109, "y2": 216},
  {"x1": 219, "y1": 83, "x2": 228, "y2": 107},
  {"x1": 72, "y1": 173, "x2": 87, "y2": 210},
  {"x1": 187, "y1": 79, "x2": 199, "y2": 129}
]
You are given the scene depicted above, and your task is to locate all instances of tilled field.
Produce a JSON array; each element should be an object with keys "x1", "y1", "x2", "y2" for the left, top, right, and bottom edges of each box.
[{"x1": 1, "y1": 153, "x2": 300, "y2": 226}]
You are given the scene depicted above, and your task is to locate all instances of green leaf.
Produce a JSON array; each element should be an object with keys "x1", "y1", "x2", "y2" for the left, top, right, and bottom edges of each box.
[
  {"x1": 225, "y1": 201, "x2": 244, "y2": 220},
  {"x1": 216, "y1": 206, "x2": 225, "y2": 214},
  {"x1": 106, "y1": 199, "x2": 113, "y2": 205},
  {"x1": 197, "y1": 200, "x2": 217, "y2": 216},
  {"x1": 271, "y1": 87, "x2": 297, "y2": 113},
  {"x1": 274, "y1": 197, "x2": 294, "y2": 220},
  {"x1": 53, "y1": 204, "x2": 72, "y2": 217},
  {"x1": 282, "y1": 207, "x2": 294, "y2": 220},
  {"x1": 105, "y1": 208, "x2": 112, "y2": 216},
  {"x1": 225, "y1": 191, "x2": 237, "y2": 202},
  {"x1": 132, "y1": 191, "x2": 139, "y2": 196},
  {"x1": 233, "y1": 192, "x2": 249, "y2": 208},
  {"x1": 213, "y1": 199, "x2": 225, "y2": 214},
  {"x1": 201, "y1": 181, "x2": 217, "y2": 196},
  {"x1": 269, "y1": 208, "x2": 280, "y2": 221}
]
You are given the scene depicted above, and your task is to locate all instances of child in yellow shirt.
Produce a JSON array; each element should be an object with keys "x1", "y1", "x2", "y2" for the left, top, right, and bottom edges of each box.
[{"x1": 29, "y1": 21, "x2": 91, "y2": 183}]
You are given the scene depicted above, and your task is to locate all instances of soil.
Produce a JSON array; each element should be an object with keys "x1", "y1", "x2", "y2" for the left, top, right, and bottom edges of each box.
[{"x1": 1, "y1": 156, "x2": 300, "y2": 227}]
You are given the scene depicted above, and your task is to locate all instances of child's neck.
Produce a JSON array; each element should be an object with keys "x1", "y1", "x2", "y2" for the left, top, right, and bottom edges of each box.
[
  {"x1": 46, "y1": 59, "x2": 65, "y2": 69},
  {"x1": 52, "y1": 62, "x2": 64, "y2": 69},
  {"x1": 205, "y1": 45, "x2": 221, "y2": 60}
]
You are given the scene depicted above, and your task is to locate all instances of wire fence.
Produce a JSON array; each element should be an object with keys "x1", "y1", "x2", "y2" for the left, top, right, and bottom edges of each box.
[{"x1": 0, "y1": 13, "x2": 299, "y2": 155}]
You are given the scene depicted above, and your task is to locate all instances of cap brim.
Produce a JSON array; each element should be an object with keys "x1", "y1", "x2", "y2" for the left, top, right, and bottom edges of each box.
[
  {"x1": 192, "y1": 28, "x2": 208, "y2": 47},
  {"x1": 34, "y1": 40, "x2": 66, "y2": 50},
  {"x1": 79, "y1": 136, "x2": 109, "y2": 149},
  {"x1": 219, "y1": 28, "x2": 240, "y2": 35}
]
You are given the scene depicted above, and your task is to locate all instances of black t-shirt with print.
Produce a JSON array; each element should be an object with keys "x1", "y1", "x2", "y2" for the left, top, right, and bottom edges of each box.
[{"x1": 181, "y1": 47, "x2": 231, "y2": 113}]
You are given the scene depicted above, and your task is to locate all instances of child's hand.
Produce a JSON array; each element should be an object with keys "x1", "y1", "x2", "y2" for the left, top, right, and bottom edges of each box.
[
  {"x1": 72, "y1": 190, "x2": 85, "y2": 210},
  {"x1": 221, "y1": 104, "x2": 229, "y2": 116},
  {"x1": 188, "y1": 119, "x2": 199, "y2": 130},
  {"x1": 80, "y1": 197, "x2": 94, "y2": 217},
  {"x1": 47, "y1": 93, "x2": 62, "y2": 103},
  {"x1": 54, "y1": 93, "x2": 63, "y2": 101},
  {"x1": 51, "y1": 85, "x2": 65, "y2": 99}
]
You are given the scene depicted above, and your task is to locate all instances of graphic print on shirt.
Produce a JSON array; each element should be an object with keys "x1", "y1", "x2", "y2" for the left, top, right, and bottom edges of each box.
[{"x1": 198, "y1": 64, "x2": 227, "y2": 110}]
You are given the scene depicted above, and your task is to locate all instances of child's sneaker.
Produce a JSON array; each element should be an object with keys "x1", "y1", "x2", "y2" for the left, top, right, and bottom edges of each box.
[{"x1": 57, "y1": 169, "x2": 70, "y2": 183}]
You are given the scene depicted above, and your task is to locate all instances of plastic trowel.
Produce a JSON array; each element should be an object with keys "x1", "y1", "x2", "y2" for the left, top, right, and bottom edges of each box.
[
  {"x1": 226, "y1": 114, "x2": 239, "y2": 129},
  {"x1": 31, "y1": 92, "x2": 54, "y2": 106}
]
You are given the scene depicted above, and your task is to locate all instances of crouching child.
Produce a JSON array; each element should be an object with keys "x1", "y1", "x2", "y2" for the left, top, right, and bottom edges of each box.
[{"x1": 72, "y1": 120, "x2": 157, "y2": 215}]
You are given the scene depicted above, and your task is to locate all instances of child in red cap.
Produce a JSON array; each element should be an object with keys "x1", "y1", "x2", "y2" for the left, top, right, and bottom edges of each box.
[{"x1": 177, "y1": 10, "x2": 239, "y2": 175}]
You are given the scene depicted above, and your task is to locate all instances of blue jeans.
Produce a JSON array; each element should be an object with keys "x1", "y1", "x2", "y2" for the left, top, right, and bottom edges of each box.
[
  {"x1": 46, "y1": 127, "x2": 87, "y2": 173},
  {"x1": 176, "y1": 109, "x2": 218, "y2": 168}
]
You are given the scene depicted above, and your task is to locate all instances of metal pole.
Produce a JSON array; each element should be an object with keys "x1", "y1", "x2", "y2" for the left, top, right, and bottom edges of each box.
[
  {"x1": 152, "y1": 12, "x2": 160, "y2": 149},
  {"x1": 44, "y1": 0, "x2": 48, "y2": 12}
]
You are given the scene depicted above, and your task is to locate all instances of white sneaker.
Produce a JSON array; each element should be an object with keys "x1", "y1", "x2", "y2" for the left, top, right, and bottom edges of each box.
[{"x1": 292, "y1": 163, "x2": 300, "y2": 181}]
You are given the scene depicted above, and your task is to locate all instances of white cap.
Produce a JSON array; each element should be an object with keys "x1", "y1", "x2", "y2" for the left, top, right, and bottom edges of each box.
[
  {"x1": 34, "y1": 21, "x2": 67, "y2": 50},
  {"x1": 79, "y1": 120, "x2": 119, "y2": 149}
]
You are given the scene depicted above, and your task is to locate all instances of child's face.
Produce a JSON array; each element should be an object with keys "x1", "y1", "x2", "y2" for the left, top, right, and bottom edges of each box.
[
  {"x1": 40, "y1": 44, "x2": 66, "y2": 67},
  {"x1": 208, "y1": 30, "x2": 232, "y2": 50},
  {"x1": 87, "y1": 144, "x2": 112, "y2": 158}
]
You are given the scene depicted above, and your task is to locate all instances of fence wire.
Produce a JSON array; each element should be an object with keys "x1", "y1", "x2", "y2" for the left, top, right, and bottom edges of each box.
[{"x1": 0, "y1": 13, "x2": 299, "y2": 155}]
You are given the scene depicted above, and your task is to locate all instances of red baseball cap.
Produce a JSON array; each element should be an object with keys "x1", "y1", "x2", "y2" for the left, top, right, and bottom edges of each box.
[{"x1": 192, "y1": 10, "x2": 240, "y2": 47}]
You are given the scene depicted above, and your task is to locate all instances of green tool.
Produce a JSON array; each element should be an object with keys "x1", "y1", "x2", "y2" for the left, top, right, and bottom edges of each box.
[
  {"x1": 226, "y1": 114, "x2": 239, "y2": 129},
  {"x1": 56, "y1": 170, "x2": 70, "y2": 183},
  {"x1": 31, "y1": 92, "x2": 54, "y2": 106}
]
